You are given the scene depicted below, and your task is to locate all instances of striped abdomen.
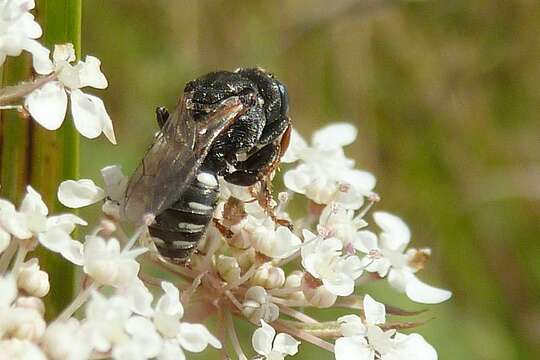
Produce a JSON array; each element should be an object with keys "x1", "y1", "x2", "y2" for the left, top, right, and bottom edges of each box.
[{"x1": 149, "y1": 171, "x2": 219, "y2": 261}]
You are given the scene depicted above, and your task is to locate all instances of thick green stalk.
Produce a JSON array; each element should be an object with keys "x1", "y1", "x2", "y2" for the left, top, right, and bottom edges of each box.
[
  {"x1": 32, "y1": 0, "x2": 82, "y2": 319},
  {"x1": 0, "y1": 57, "x2": 32, "y2": 204}
]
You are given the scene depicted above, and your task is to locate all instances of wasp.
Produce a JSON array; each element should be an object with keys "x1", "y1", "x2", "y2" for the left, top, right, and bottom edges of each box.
[{"x1": 121, "y1": 68, "x2": 291, "y2": 263}]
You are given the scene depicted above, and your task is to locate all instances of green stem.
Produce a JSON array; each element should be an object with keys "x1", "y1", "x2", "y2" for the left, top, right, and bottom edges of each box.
[
  {"x1": 32, "y1": 0, "x2": 82, "y2": 319},
  {"x1": 0, "y1": 56, "x2": 32, "y2": 204}
]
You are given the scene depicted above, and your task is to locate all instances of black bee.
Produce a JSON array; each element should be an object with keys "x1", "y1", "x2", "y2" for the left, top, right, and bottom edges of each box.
[{"x1": 121, "y1": 68, "x2": 291, "y2": 262}]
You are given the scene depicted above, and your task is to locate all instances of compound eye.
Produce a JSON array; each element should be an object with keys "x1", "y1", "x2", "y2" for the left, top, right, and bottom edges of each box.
[{"x1": 278, "y1": 83, "x2": 289, "y2": 117}]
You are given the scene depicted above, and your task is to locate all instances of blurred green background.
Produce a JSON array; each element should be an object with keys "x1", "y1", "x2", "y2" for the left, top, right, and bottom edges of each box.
[{"x1": 79, "y1": 0, "x2": 540, "y2": 359}]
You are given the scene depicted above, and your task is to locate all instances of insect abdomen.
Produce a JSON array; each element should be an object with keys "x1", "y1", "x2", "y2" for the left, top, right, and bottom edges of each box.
[{"x1": 149, "y1": 171, "x2": 219, "y2": 261}]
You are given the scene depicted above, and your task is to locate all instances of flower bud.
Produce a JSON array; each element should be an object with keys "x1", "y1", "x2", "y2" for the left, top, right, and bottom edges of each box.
[
  {"x1": 216, "y1": 255, "x2": 241, "y2": 283},
  {"x1": 242, "y1": 286, "x2": 279, "y2": 323},
  {"x1": 284, "y1": 271, "x2": 306, "y2": 302},
  {"x1": 230, "y1": 247, "x2": 256, "y2": 271},
  {"x1": 2, "y1": 307, "x2": 46, "y2": 341},
  {"x1": 251, "y1": 263, "x2": 285, "y2": 289},
  {"x1": 17, "y1": 260, "x2": 50, "y2": 298},
  {"x1": 15, "y1": 297, "x2": 45, "y2": 316},
  {"x1": 302, "y1": 274, "x2": 336, "y2": 308}
]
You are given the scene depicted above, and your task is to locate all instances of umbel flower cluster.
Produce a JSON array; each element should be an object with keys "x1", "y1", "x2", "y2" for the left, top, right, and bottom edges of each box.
[{"x1": 0, "y1": 1, "x2": 451, "y2": 359}]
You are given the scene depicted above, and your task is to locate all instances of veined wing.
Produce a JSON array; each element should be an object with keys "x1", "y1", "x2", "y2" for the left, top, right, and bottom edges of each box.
[{"x1": 121, "y1": 95, "x2": 244, "y2": 223}]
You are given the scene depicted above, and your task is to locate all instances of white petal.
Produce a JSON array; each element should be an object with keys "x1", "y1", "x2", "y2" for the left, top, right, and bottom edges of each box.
[
  {"x1": 363, "y1": 295, "x2": 386, "y2": 325},
  {"x1": 157, "y1": 281, "x2": 183, "y2": 317},
  {"x1": 355, "y1": 231, "x2": 378, "y2": 253},
  {"x1": 177, "y1": 323, "x2": 221, "y2": 352},
  {"x1": 252, "y1": 319, "x2": 275, "y2": 356},
  {"x1": 273, "y1": 333, "x2": 300, "y2": 356},
  {"x1": 25, "y1": 81, "x2": 67, "y2": 130},
  {"x1": 22, "y1": 39, "x2": 53, "y2": 75},
  {"x1": 387, "y1": 268, "x2": 408, "y2": 293},
  {"x1": 38, "y1": 228, "x2": 84, "y2": 265},
  {"x1": 312, "y1": 123, "x2": 357, "y2": 149},
  {"x1": 78, "y1": 56, "x2": 108, "y2": 89},
  {"x1": 18, "y1": 13, "x2": 42, "y2": 38},
  {"x1": 46, "y1": 214, "x2": 87, "y2": 233},
  {"x1": 322, "y1": 275, "x2": 354, "y2": 297},
  {"x1": 57, "y1": 179, "x2": 105, "y2": 208},
  {"x1": 159, "y1": 340, "x2": 186, "y2": 360},
  {"x1": 53, "y1": 43, "x2": 76, "y2": 63},
  {"x1": 335, "y1": 336, "x2": 373, "y2": 360},
  {"x1": 70, "y1": 90, "x2": 116, "y2": 143},
  {"x1": 373, "y1": 212, "x2": 411, "y2": 251},
  {"x1": 125, "y1": 316, "x2": 162, "y2": 358},
  {"x1": 0, "y1": 200, "x2": 32, "y2": 239},
  {"x1": 20, "y1": 185, "x2": 48, "y2": 216},
  {"x1": 281, "y1": 128, "x2": 308, "y2": 163},
  {"x1": 269, "y1": 226, "x2": 301, "y2": 259},
  {"x1": 337, "y1": 315, "x2": 366, "y2": 337},
  {"x1": 382, "y1": 333, "x2": 438, "y2": 360},
  {"x1": 405, "y1": 274, "x2": 452, "y2": 304},
  {"x1": 100, "y1": 165, "x2": 128, "y2": 201},
  {"x1": 283, "y1": 166, "x2": 311, "y2": 194},
  {"x1": 118, "y1": 279, "x2": 154, "y2": 316}
]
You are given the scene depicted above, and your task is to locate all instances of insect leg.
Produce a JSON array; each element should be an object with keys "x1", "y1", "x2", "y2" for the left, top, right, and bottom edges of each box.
[
  {"x1": 155, "y1": 106, "x2": 170, "y2": 128},
  {"x1": 224, "y1": 142, "x2": 279, "y2": 186}
]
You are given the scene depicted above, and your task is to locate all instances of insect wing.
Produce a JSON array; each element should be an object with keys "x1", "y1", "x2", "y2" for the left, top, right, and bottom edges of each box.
[{"x1": 121, "y1": 96, "x2": 244, "y2": 223}]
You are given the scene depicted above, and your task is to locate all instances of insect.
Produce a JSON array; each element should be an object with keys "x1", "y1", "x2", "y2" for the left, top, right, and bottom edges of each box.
[{"x1": 121, "y1": 68, "x2": 291, "y2": 263}]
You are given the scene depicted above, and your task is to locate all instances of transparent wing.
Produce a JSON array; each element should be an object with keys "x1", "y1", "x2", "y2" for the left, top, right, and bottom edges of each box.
[{"x1": 121, "y1": 95, "x2": 244, "y2": 223}]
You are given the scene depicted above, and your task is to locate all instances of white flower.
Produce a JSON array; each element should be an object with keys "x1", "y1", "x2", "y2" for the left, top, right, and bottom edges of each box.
[
  {"x1": 24, "y1": 43, "x2": 116, "y2": 143},
  {"x1": 252, "y1": 320, "x2": 300, "y2": 360},
  {"x1": 82, "y1": 235, "x2": 147, "y2": 287},
  {"x1": 301, "y1": 230, "x2": 363, "y2": 297},
  {"x1": 242, "y1": 286, "x2": 279, "y2": 323},
  {"x1": 0, "y1": 186, "x2": 47, "y2": 239},
  {"x1": 42, "y1": 319, "x2": 93, "y2": 360},
  {"x1": 358, "y1": 212, "x2": 452, "y2": 304},
  {"x1": 84, "y1": 292, "x2": 132, "y2": 353},
  {"x1": 283, "y1": 124, "x2": 376, "y2": 209},
  {"x1": 318, "y1": 202, "x2": 368, "y2": 251},
  {"x1": 152, "y1": 282, "x2": 221, "y2": 359},
  {"x1": 334, "y1": 295, "x2": 438, "y2": 360},
  {"x1": 153, "y1": 281, "x2": 183, "y2": 338},
  {"x1": 176, "y1": 323, "x2": 221, "y2": 353},
  {"x1": 0, "y1": 0, "x2": 52, "y2": 73},
  {"x1": 0, "y1": 306, "x2": 46, "y2": 341},
  {"x1": 57, "y1": 179, "x2": 105, "y2": 208},
  {"x1": 115, "y1": 278, "x2": 154, "y2": 317},
  {"x1": 38, "y1": 214, "x2": 87, "y2": 265},
  {"x1": 112, "y1": 316, "x2": 162, "y2": 360},
  {"x1": 252, "y1": 222, "x2": 301, "y2": 259}
]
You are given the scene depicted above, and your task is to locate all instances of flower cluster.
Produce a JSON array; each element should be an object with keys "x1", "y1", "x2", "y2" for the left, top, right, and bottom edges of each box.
[
  {"x1": 0, "y1": 4, "x2": 451, "y2": 357},
  {"x1": 0, "y1": 0, "x2": 116, "y2": 144},
  {"x1": 30, "y1": 122, "x2": 450, "y2": 360},
  {"x1": 0, "y1": 187, "x2": 222, "y2": 359},
  {"x1": 0, "y1": 0, "x2": 50, "y2": 73}
]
